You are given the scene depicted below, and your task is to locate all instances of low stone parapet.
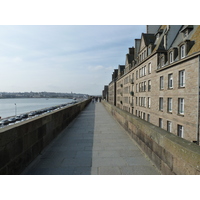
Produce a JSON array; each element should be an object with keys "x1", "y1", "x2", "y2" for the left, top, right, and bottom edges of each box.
[
  {"x1": 0, "y1": 99, "x2": 91, "y2": 175},
  {"x1": 102, "y1": 100, "x2": 200, "y2": 175}
]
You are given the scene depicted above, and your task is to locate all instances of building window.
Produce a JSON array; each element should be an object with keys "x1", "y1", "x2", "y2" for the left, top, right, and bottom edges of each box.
[
  {"x1": 144, "y1": 66, "x2": 146, "y2": 76},
  {"x1": 147, "y1": 114, "x2": 150, "y2": 122},
  {"x1": 178, "y1": 98, "x2": 184, "y2": 115},
  {"x1": 180, "y1": 44, "x2": 185, "y2": 58},
  {"x1": 144, "y1": 81, "x2": 146, "y2": 92},
  {"x1": 143, "y1": 113, "x2": 146, "y2": 120},
  {"x1": 148, "y1": 80, "x2": 151, "y2": 91},
  {"x1": 159, "y1": 118, "x2": 163, "y2": 128},
  {"x1": 147, "y1": 97, "x2": 151, "y2": 108},
  {"x1": 167, "y1": 98, "x2": 172, "y2": 113},
  {"x1": 168, "y1": 73, "x2": 173, "y2": 89},
  {"x1": 148, "y1": 46, "x2": 152, "y2": 55},
  {"x1": 167, "y1": 121, "x2": 172, "y2": 132},
  {"x1": 144, "y1": 50, "x2": 146, "y2": 59},
  {"x1": 169, "y1": 52, "x2": 173, "y2": 64},
  {"x1": 179, "y1": 70, "x2": 185, "y2": 87},
  {"x1": 136, "y1": 71, "x2": 138, "y2": 79},
  {"x1": 139, "y1": 68, "x2": 142, "y2": 78},
  {"x1": 148, "y1": 63, "x2": 151, "y2": 74},
  {"x1": 159, "y1": 97, "x2": 163, "y2": 111},
  {"x1": 178, "y1": 125, "x2": 184, "y2": 138},
  {"x1": 160, "y1": 76, "x2": 164, "y2": 90},
  {"x1": 160, "y1": 56, "x2": 165, "y2": 67}
]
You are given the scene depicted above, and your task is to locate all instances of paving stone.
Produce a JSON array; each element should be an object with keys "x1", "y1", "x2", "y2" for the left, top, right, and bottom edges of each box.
[
  {"x1": 21, "y1": 102, "x2": 160, "y2": 175},
  {"x1": 98, "y1": 166, "x2": 121, "y2": 175}
]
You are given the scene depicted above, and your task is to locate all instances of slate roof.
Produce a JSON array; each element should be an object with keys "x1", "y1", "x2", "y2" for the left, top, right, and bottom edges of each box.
[
  {"x1": 142, "y1": 33, "x2": 156, "y2": 46},
  {"x1": 126, "y1": 53, "x2": 134, "y2": 64}
]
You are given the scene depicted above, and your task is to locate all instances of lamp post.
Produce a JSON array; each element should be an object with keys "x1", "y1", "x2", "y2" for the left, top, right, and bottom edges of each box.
[{"x1": 15, "y1": 103, "x2": 17, "y2": 116}]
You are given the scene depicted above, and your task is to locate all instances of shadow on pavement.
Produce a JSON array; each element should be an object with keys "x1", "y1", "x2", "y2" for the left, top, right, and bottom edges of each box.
[{"x1": 21, "y1": 102, "x2": 96, "y2": 175}]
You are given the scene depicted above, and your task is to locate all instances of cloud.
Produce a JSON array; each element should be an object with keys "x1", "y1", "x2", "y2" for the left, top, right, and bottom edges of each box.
[
  {"x1": 87, "y1": 65, "x2": 104, "y2": 71},
  {"x1": 0, "y1": 25, "x2": 146, "y2": 94}
]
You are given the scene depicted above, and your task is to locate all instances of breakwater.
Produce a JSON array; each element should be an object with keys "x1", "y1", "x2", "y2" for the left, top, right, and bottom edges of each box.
[
  {"x1": 0, "y1": 99, "x2": 91, "y2": 175},
  {"x1": 102, "y1": 100, "x2": 200, "y2": 175}
]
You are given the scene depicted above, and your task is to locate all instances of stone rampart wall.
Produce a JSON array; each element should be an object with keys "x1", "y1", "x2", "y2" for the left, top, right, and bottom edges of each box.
[
  {"x1": 102, "y1": 100, "x2": 200, "y2": 175},
  {"x1": 0, "y1": 99, "x2": 91, "y2": 175}
]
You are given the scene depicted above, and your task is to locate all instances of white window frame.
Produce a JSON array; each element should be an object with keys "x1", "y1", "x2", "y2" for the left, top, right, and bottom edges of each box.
[
  {"x1": 159, "y1": 97, "x2": 163, "y2": 111},
  {"x1": 169, "y1": 51, "x2": 174, "y2": 64},
  {"x1": 144, "y1": 81, "x2": 146, "y2": 92},
  {"x1": 179, "y1": 70, "x2": 185, "y2": 87},
  {"x1": 167, "y1": 121, "x2": 172, "y2": 133},
  {"x1": 168, "y1": 98, "x2": 172, "y2": 113},
  {"x1": 180, "y1": 44, "x2": 185, "y2": 59},
  {"x1": 159, "y1": 118, "x2": 163, "y2": 128},
  {"x1": 178, "y1": 125, "x2": 184, "y2": 138},
  {"x1": 148, "y1": 97, "x2": 151, "y2": 108},
  {"x1": 148, "y1": 80, "x2": 151, "y2": 91},
  {"x1": 144, "y1": 66, "x2": 146, "y2": 76},
  {"x1": 168, "y1": 74, "x2": 173, "y2": 89},
  {"x1": 161, "y1": 56, "x2": 165, "y2": 67},
  {"x1": 144, "y1": 50, "x2": 146, "y2": 59},
  {"x1": 148, "y1": 63, "x2": 151, "y2": 74},
  {"x1": 147, "y1": 114, "x2": 150, "y2": 122},
  {"x1": 160, "y1": 76, "x2": 164, "y2": 90},
  {"x1": 178, "y1": 98, "x2": 184, "y2": 115}
]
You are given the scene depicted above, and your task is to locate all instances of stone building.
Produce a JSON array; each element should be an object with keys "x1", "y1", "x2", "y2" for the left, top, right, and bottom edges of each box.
[
  {"x1": 107, "y1": 25, "x2": 200, "y2": 144},
  {"x1": 102, "y1": 85, "x2": 108, "y2": 101},
  {"x1": 108, "y1": 69, "x2": 118, "y2": 106}
]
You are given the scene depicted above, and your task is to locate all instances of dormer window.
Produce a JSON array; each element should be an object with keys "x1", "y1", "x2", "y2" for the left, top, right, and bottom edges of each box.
[
  {"x1": 184, "y1": 29, "x2": 188, "y2": 38},
  {"x1": 181, "y1": 25, "x2": 193, "y2": 39},
  {"x1": 169, "y1": 51, "x2": 174, "y2": 64},
  {"x1": 148, "y1": 45, "x2": 152, "y2": 55},
  {"x1": 180, "y1": 44, "x2": 185, "y2": 59},
  {"x1": 160, "y1": 56, "x2": 165, "y2": 67}
]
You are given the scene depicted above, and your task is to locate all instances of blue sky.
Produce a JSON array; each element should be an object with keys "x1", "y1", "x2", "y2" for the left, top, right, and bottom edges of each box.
[{"x1": 0, "y1": 25, "x2": 146, "y2": 95}]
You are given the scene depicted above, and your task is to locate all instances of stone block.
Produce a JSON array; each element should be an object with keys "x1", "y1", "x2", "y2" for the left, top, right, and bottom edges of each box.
[
  {"x1": 103, "y1": 101, "x2": 200, "y2": 175},
  {"x1": 161, "y1": 161, "x2": 175, "y2": 175},
  {"x1": 151, "y1": 151, "x2": 161, "y2": 171},
  {"x1": 152, "y1": 141, "x2": 162, "y2": 159},
  {"x1": 161, "y1": 148, "x2": 173, "y2": 170},
  {"x1": 0, "y1": 146, "x2": 10, "y2": 169},
  {"x1": 172, "y1": 156, "x2": 198, "y2": 175}
]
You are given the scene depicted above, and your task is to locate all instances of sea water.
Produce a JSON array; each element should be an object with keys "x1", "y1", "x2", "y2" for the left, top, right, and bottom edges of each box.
[{"x1": 0, "y1": 98, "x2": 74, "y2": 119}]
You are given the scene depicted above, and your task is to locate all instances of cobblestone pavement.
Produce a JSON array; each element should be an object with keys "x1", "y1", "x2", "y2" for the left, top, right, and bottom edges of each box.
[{"x1": 21, "y1": 102, "x2": 160, "y2": 175}]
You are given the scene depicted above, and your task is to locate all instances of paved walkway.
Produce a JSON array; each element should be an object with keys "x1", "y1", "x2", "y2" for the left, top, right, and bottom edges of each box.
[{"x1": 21, "y1": 102, "x2": 160, "y2": 175}]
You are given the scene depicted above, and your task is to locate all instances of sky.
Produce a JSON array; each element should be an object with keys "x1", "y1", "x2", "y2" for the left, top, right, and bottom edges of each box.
[{"x1": 0, "y1": 25, "x2": 146, "y2": 95}]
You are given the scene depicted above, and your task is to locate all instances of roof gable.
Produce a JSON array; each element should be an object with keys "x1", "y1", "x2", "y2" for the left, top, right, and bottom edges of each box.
[
  {"x1": 139, "y1": 33, "x2": 156, "y2": 52},
  {"x1": 140, "y1": 34, "x2": 146, "y2": 51}
]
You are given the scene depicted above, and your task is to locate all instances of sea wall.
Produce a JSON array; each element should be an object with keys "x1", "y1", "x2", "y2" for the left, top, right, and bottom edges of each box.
[
  {"x1": 0, "y1": 99, "x2": 91, "y2": 175},
  {"x1": 102, "y1": 100, "x2": 200, "y2": 175}
]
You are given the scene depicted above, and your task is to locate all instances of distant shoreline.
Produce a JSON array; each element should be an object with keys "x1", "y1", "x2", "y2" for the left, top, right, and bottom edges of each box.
[{"x1": 0, "y1": 97, "x2": 74, "y2": 99}]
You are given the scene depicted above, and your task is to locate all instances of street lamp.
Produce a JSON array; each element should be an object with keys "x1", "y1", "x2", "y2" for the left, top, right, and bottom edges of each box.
[{"x1": 15, "y1": 103, "x2": 17, "y2": 116}]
